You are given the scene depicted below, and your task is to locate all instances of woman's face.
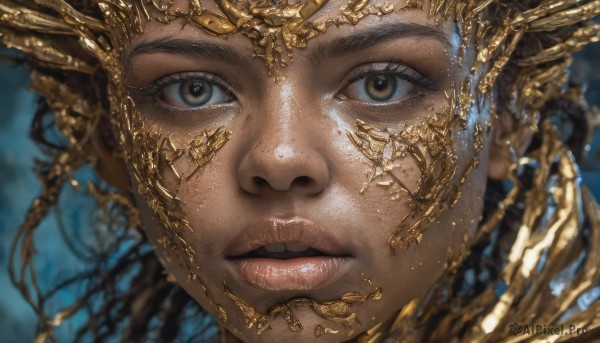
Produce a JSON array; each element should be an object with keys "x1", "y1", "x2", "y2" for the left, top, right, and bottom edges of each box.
[{"x1": 123, "y1": 0, "x2": 491, "y2": 341}]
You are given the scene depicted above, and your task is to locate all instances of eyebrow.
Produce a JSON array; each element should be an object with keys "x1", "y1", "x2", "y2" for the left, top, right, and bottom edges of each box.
[
  {"x1": 127, "y1": 38, "x2": 246, "y2": 65},
  {"x1": 313, "y1": 22, "x2": 450, "y2": 61}
]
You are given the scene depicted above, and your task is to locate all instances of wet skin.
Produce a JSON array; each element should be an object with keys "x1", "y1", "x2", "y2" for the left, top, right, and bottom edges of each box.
[{"x1": 123, "y1": 0, "x2": 493, "y2": 341}]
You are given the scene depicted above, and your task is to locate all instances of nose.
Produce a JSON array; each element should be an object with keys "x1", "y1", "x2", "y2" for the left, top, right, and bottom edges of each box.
[{"x1": 237, "y1": 84, "x2": 330, "y2": 196}]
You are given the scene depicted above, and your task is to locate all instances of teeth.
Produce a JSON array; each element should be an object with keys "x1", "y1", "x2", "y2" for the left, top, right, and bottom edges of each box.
[
  {"x1": 285, "y1": 243, "x2": 310, "y2": 252},
  {"x1": 264, "y1": 243, "x2": 285, "y2": 253}
]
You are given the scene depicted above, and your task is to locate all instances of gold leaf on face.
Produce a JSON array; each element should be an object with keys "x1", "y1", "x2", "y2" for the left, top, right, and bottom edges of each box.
[
  {"x1": 224, "y1": 285, "x2": 382, "y2": 335},
  {"x1": 187, "y1": 127, "x2": 232, "y2": 180}
]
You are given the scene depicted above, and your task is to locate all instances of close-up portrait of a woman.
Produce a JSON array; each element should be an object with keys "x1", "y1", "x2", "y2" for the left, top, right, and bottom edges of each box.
[{"x1": 1, "y1": 0, "x2": 600, "y2": 342}]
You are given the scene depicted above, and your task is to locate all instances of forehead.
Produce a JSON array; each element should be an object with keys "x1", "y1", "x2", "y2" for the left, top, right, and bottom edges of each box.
[{"x1": 127, "y1": 0, "x2": 455, "y2": 73}]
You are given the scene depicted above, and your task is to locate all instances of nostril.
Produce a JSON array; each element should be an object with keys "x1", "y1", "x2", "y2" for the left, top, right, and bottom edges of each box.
[
  {"x1": 294, "y1": 176, "x2": 312, "y2": 187},
  {"x1": 252, "y1": 176, "x2": 268, "y2": 188}
]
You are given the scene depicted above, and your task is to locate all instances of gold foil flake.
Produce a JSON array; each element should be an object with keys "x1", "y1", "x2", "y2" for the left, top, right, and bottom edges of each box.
[
  {"x1": 346, "y1": 119, "x2": 405, "y2": 194},
  {"x1": 129, "y1": 123, "x2": 227, "y2": 320},
  {"x1": 187, "y1": 127, "x2": 231, "y2": 180},
  {"x1": 0, "y1": 29, "x2": 94, "y2": 73},
  {"x1": 0, "y1": 1, "x2": 73, "y2": 34},
  {"x1": 403, "y1": 0, "x2": 423, "y2": 10},
  {"x1": 314, "y1": 324, "x2": 340, "y2": 337},
  {"x1": 518, "y1": 25, "x2": 600, "y2": 66},
  {"x1": 459, "y1": 122, "x2": 483, "y2": 186},
  {"x1": 224, "y1": 285, "x2": 382, "y2": 335},
  {"x1": 478, "y1": 29, "x2": 526, "y2": 95},
  {"x1": 131, "y1": 0, "x2": 394, "y2": 76},
  {"x1": 35, "y1": 0, "x2": 106, "y2": 31},
  {"x1": 29, "y1": 73, "x2": 99, "y2": 146},
  {"x1": 526, "y1": 1, "x2": 600, "y2": 32},
  {"x1": 427, "y1": 0, "x2": 458, "y2": 25},
  {"x1": 457, "y1": 79, "x2": 472, "y2": 127},
  {"x1": 513, "y1": 58, "x2": 571, "y2": 126},
  {"x1": 349, "y1": 85, "x2": 469, "y2": 252},
  {"x1": 444, "y1": 232, "x2": 470, "y2": 275},
  {"x1": 335, "y1": 0, "x2": 394, "y2": 25},
  {"x1": 223, "y1": 284, "x2": 292, "y2": 334},
  {"x1": 202, "y1": 282, "x2": 228, "y2": 322},
  {"x1": 356, "y1": 321, "x2": 384, "y2": 343},
  {"x1": 131, "y1": 126, "x2": 183, "y2": 212}
]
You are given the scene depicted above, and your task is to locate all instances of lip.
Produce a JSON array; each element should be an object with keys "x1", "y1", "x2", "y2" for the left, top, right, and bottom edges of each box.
[{"x1": 226, "y1": 217, "x2": 353, "y2": 291}]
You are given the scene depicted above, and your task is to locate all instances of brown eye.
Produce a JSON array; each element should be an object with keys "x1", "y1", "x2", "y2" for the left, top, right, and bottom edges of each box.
[
  {"x1": 343, "y1": 73, "x2": 415, "y2": 104},
  {"x1": 180, "y1": 80, "x2": 212, "y2": 106},
  {"x1": 365, "y1": 75, "x2": 397, "y2": 101}
]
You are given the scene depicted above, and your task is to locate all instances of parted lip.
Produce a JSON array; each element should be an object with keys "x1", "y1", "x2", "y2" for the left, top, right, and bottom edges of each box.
[{"x1": 225, "y1": 216, "x2": 352, "y2": 258}]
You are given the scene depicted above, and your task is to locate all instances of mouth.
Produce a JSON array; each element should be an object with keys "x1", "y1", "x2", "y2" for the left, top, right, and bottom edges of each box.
[
  {"x1": 226, "y1": 217, "x2": 353, "y2": 291},
  {"x1": 240, "y1": 243, "x2": 330, "y2": 259}
]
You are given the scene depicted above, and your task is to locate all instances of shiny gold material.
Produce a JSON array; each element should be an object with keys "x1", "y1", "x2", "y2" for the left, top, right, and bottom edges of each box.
[
  {"x1": 130, "y1": 0, "x2": 394, "y2": 76},
  {"x1": 348, "y1": 0, "x2": 600, "y2": 257},
  {"x1": 348, "y1": 89, "x2": 462, "y2": 252},
  {"x1": 364, "y1": 121, "x2": 600, "y2": 342},
  {"x1": 403, "y1": 0, "x2": 423, "y2": 9},
  {"x1": 314, "y1": 324, "x2": 340, "y2": 336},
  {"x1": 224, "y1": 284, "x2": 382, "y2": 335},
  {"x1": 130, "y1": 124, "x2": 229, "y2": 321},
  {"x1": 3, "y1": 0, "x2": 600, "y2": 341},
  {"x1": 187, "y1": 127, "x2": 231, "y2": 180}
]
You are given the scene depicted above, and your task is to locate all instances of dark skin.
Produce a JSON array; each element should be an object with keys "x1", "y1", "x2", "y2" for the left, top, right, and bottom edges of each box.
[{"x1": 96, "y1": 0, "x2": 532, "y2": 341}]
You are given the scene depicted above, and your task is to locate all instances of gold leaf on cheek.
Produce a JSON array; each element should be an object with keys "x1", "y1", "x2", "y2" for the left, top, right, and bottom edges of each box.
[
  {"x1": 187, "y1": 127, "x2": 232, "y2": 181},
  {"x1": 130, "y1": 123, "x2": 231, "y2": 322}
]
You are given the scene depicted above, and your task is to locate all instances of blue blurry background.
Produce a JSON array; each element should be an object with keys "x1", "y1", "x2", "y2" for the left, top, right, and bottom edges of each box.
[{"x1": 0, "y1": 45, "x2": 599, "y2": 341}]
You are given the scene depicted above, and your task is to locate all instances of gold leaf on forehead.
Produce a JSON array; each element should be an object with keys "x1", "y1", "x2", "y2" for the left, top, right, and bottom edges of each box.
[{"x1": 121, "y1": 0, "x2": 395, "y2": 77}]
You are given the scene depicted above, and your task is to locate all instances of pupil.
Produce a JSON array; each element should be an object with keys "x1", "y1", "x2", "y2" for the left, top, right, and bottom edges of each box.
[
  {"x1": 373, "y1": 76, "x2": 388, "y2": 91},
  {"x1": 179, "y1": 79, "x2": 212, "y2": 106},
  {"x1": 189, "y1": 81, "x2": 204, "y2": 97}
]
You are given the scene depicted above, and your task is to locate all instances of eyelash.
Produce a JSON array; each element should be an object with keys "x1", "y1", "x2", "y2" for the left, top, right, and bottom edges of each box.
[
  {"x1": 346, "y1": 62, "x2": 437, "y2": 92},
  {"x1": 139, "y1": 71, "x2": 231, "y2": 97}
]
